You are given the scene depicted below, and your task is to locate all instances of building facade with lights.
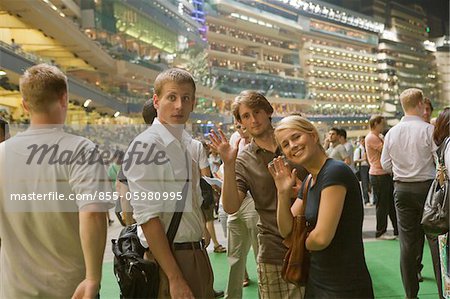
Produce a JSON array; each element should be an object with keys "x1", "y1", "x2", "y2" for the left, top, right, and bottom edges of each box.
[
  {"x1": 433, "y1": 36, "x2": 450, "y2": 107},
  {"x1": 0, "y1": 0, "x2": 446, "y2": 136},
  {"x1": 360, "y1": 0, "x2": 441, "y2": 122},
  {"x1": 203, "y1": 0, "x2": 387, "y2": 133}
]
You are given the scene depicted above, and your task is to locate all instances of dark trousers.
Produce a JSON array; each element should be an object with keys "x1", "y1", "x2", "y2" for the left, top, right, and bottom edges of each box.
[
  {"x1": 359, "y1": 165, "x2": 370, "y2": 204},
  {"x1": 426, "y1": 234, "x2": 444, "y2": 299},
  {"x1": 393, "y1": 180, "x2": 436, "y2": 299},
  {"x1": 370, "y1": 174, "x2": 398, "y2": 237}
]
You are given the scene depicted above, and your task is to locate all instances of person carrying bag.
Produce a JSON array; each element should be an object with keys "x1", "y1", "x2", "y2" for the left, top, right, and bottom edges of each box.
[
  {"x1": 113, "y1": 151, "x2": 191, "y2": 298},
  {"x1": 281, "y1": 175, "x2": 312, "y2": 286},
  {"x1": 422, "y1": 137, "x2": 450, "y2": 236}
]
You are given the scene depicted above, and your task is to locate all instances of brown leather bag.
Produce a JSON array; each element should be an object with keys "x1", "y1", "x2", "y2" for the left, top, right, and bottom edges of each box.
[{"x1": 281, "y1": 174, "x2": 312, "y2": 286}]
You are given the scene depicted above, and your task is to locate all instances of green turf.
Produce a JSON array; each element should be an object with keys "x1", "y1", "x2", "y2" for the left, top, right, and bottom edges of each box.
[
  {"x1": 101, "y1": 240, "x2": 440, "y2": 298},
  {"x1": 364, "y1": 240, "x2": 438, "y2": 299}
]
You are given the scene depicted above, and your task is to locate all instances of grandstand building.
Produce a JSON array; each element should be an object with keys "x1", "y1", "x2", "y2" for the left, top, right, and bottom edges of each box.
[
  {"x1": 205, "y1": 0, "x2": 385, "y2": 133},
  {"x1": 359, "y1": 0, "x2": 441, "y2": 123},
  {"x1": 433, "y1": 36, "x2": 450, "y2": 108},
  {"x1": 0, "y1": 0, "x2": 446, "y2": 135}
]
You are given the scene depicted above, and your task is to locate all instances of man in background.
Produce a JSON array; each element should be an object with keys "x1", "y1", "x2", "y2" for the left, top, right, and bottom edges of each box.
[
  {"x1": 0, "y1": 64, "x2": 111, "y2": 298},
  {"x1": 381, "y1": 88, "x2": 437, "y2": 299},
  {"x1": 423, "y1": 97, "x2": 433, "y2": 124},
  {"x1": 323, "y1": 127, "x2": 350, "y2": 164},
  {"x1": 365, "y1": 115, "x2": 398, "y2": 240}
]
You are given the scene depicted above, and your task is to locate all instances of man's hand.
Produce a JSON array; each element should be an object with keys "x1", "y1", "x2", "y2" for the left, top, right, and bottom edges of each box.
[
  {"x1": 169, "y1": 276, "x2": 195, "y2": 299},
  {"x1": 72, "y1": 278, "x2": 100, "y2": 299},
  {"x1": 209, "y1": 129, "x2": 239, "y2": 165},
  {"x1": 323, "y1": 136, "x2": 331, "y2": 149}
]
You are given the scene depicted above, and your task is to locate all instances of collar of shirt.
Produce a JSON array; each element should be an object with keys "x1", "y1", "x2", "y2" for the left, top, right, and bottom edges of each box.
[
  {"x1": 400, "y1": 115, "x2": 425, "y2": 123},
  {"x1": 153, "y1": 118, "x2": 192, "y2": 150},
  {"x1": 249, "y1": 138, "x2": 281, "y2": 155}
]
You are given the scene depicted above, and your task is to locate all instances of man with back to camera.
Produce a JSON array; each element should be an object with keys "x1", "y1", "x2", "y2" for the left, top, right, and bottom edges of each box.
[
  {"x1": 0, "y1": 117, "x2": 9, "y2": 270},
  {"x1": 381, "y1": 88, "x2": 438, "y2": 299},
  {"x1": 365, "y1": 115, "x2": 398, "y2": 240},
  {"x1": 0, "y1": 63, "x2": 112, "y2": 298},
  {"x1": 124, "y1": 68, "x2": 214, "y2": 299},
  {"x1": 209, "y1": 90, "x2": 304, "y2": 299}
]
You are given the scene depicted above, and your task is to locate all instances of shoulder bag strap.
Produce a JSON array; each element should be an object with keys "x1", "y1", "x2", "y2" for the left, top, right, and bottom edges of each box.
[
  {"x1": 438, "y1": 138, "x2": 450, "y2": 181},
  {"x1": 439, "y1": 137, "x2": 450, "y2": 165},
  {"x1": 166, "y1": 150, "x2": 190, "y2": 245},
  {"x1": 300, "y1": 175, "x2": 312, "y2": 215}
]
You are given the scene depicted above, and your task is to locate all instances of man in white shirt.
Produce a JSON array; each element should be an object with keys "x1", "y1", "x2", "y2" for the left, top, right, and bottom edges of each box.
[
  {"x1": 224, "y1": 123, "x2": 259, "y2": 299},
  {"x1": 0, "y1": 64, "x2": 111, "y2": 298},
  {"x1": 381, "y1": 88, "x2": 437, "y2": 299},
  {"x1": 124, "y1": 68, "x2": 214, "y2": 299},
  {"x1": 354, "y1": 136, "x2": 370, "y2": 205}
]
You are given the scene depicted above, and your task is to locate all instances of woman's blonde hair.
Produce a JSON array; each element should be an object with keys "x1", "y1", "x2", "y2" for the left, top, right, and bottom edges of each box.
[{"x1": 275, "y1": 115, "x2": 325, "y2": 153}]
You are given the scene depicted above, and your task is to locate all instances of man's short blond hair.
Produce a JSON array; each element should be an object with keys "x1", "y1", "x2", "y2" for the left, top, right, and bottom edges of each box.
[
  {"x1": 400, "y1": 88, "x2": 423, "y2": 112},
  {"x1": 153, "y1": 68, "x2": 196, "y2": 98},
  {"x1": 19, "y1": 64, "x2": 68, "y2": 113}
]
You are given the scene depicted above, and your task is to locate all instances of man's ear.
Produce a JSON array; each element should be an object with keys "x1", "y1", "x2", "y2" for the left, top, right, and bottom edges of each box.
[
  {"x1": 191, "y1": 97, "x2": 196, "y2": 112},
  {"x1": 59, "y1": 92, "x2": 68, "y2": 109},
  {"x1": 153, "y1": 94, "x2": 159, "y2": 110},
  {"x1": 22, "y1": 99, "x2": 30, "y2": 113}
]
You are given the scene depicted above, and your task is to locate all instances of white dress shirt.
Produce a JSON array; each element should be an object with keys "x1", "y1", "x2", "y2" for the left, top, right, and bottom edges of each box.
[
  {"x1": 124, "y1": 119, "x2": 204, "y2": 243},
  {"x1": 354, "y1": 145, "x2": 369, "y2": 167},
  {"x1": 381, "y1": 115, "x2": 437, "y2": 182}
]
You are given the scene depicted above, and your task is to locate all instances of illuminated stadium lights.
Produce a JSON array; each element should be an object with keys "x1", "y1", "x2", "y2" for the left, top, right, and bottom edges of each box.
[
  {"x1": 307, "y1": 59, "x2": 377, "y2": 72},
  {"x1": 310, "y1": 93, "x2": 379, "y2": 103},
  {"x1": 310, "y1": 45, "x2": 377, "y2": 63},
  {"x1": 83, "y1": 99, "x2": 92, "y2": 108},
  {"x1": 309, "y1": 81, "x2": 379, "y2": 92},
  {"x1": 230, "y1": 13, "x2": 275, "y2": 28},
  {"x1": 272, "y1": 0, "x2": 384, "y2": 33},
  {"x1": 40, "y1": 0, "x2": 66, "y2": 18}
]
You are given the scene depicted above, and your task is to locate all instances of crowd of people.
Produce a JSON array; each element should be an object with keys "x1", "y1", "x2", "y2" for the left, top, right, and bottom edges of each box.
[{"x1": 0, "y1": 64, "x2": 449, "y2": 299}]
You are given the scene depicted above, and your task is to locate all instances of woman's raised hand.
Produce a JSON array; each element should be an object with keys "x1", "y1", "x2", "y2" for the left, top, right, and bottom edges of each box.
[
  {"x1": 209, "y1": 129, "x2": 239, "y2": 165},
  {"x1": 268, "y1": 156, "x2": 297, "y2": 197}
]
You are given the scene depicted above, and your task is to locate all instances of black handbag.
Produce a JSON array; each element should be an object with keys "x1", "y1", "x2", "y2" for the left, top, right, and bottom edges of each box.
[
  {"x1": 112, "y1": 224, "x2": 160, "y2": 299},
  {"x1": 421, "y1": 138, "x2": 450, "y2": 236}
]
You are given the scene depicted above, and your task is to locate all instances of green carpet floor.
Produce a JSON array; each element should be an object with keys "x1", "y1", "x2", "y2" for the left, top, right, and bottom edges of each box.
[{"x1": 101, "y1": 240, "x2": 440, "y2": 298}]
